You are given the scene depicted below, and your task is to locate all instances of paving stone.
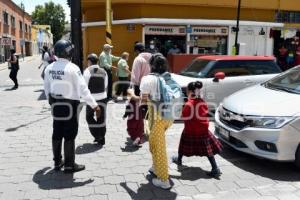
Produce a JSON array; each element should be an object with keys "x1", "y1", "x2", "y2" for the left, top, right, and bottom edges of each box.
[
  {"x1": 175, "y1": 185, "x2": 200, "y2": 196},
  {"x1": 108, "y1": 192, "x2": 132, "y2": 200},
  {"x1": 216, "y1": 181, "x2": 240, "y2": 191},
  {"x1": 124, "y1": 173, "x2": 146, "y2": 182},
  {"x1": 95, "y1": 185, "x2": 117, "y2": 195},
  {"x1": 255, "y1": 184, "x2": 297, "y2": 196},
  {"x1": 104, "y1": 175, "x2": 125, "y2": 185},
  {"x1": 84, "y1": 194, "x2": 108, "y2": 200},
  {"x1": 277, "y1": 193, "x2": 300, "y2": 200}
]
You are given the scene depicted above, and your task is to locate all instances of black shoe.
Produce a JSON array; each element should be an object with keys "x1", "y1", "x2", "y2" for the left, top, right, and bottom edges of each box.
[
  {"x1": 54, "y1": 160, "x2": 64, "y2": 171},
  {"x1": 64, "y1": 140, "x2": 84, "y2": 173},
  {"x1": 172, "y1": 156, "x2": 182, "y2": 166},
  {"x1": 94, "y1": 138, "x2": 105, "y2": 146},
  {"x1": 10, "y1": 86, "x2": 18, "y2": 90},
  {"x1": 100, "y1": 138, "x2": 105, "y2": 146},
  {"x1": 64, "y1": 163, "x2": 85, "y2": 173},
  {"x1": 206, "y1": 168, "x2": 222, "y2": 178}
]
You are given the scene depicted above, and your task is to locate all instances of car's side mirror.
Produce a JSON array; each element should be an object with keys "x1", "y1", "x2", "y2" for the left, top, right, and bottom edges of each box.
[{"x1": 213, "y1": 72, "x2": 225, "y2": 82}]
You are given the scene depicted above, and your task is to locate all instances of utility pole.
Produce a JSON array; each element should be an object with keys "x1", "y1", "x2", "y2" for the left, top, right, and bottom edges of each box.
[
  {"x1": 106, "y1": 0, "x2": 112, "y2": 45},
  {"x1": 234, "y1": 0, "x2": 241, "y2": 55},
  {"x1": 21, "y1": 2, "x2": 25, "y2": 60},
  {"x1": 68, "y1": 0, "x2": 83, "y2": 71}
]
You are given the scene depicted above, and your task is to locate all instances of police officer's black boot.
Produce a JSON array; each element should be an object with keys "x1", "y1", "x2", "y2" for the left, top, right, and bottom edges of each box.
[
  {"x1": 52, "y1": 139, "x2": 64, "y2": 170},
  {"x1": 64, "y1": 140, "x2": 85, "y2": 173}
]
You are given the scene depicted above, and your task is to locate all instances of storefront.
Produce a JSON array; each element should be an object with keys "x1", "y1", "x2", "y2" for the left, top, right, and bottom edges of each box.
[
  {"x1": 82, "y1": 18, "x2": 284, "y2": 67},
  {"x1": 144, "y1": 25, "x2": 186, "y2": 56}
]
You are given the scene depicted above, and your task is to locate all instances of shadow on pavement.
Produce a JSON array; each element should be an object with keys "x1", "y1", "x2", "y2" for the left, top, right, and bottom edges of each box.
[
  {"x1": 120, "y1": 138, "x2": 142, "y2": 153},
  {"x1": 220, "y1": 144, "x2": 300, "y2": 181},
  {"x1": 120, "y1": 175, "x2": 177, "y2": 200},
  {"x1": 5, "y1": 116, "x2": 50, "y2": 132},
  {"x1": 3, "y1": 88, "x2": 15, "y2": 91},
  {"x1": 75, "y1": 143, "x2": 103, "y2": 155},
  {"x1": 34, "y1": 89, "x2": 47, "y2": 101},
  {"x1": 170, "y1": 166, "x2": 212, "y2": 181},
  {"x1": 32, "y1": 167, "x2": 94, "y2": 189}
]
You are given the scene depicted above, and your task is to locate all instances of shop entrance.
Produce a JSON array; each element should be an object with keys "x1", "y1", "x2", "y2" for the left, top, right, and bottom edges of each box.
[
  {"x1": 145, "y1": 35, "x2": 186, "y2": 56},
  {"x1": 273, "y1": 29, "x2": 300, "y2": 70}
]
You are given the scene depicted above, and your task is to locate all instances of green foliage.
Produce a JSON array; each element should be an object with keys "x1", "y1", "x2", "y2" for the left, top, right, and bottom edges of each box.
[{"x1": 32, "y1": 1, "x2": 66, "y2": 43}]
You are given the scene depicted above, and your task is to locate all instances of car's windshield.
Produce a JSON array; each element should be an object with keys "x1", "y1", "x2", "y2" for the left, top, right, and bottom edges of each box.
[
  {"x1": 264, "y1": 67, "x2": 300, "y2": 94},
  {"x1": 180, "y1": 59, "x2": 215, "y2": 78}
]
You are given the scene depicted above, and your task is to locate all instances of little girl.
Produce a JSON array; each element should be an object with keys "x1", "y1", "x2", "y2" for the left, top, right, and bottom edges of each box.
[{"x1": 172, "y1": 81, "x2": 222, "y2": 178}]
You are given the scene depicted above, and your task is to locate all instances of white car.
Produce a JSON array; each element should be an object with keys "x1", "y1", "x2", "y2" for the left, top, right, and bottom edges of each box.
[
  {"x1": 172, "y1": 55, "x2": 282, "y2": 111},
  {"x1": 215, "y1": 66, "x2": 300, "y2": 166}
]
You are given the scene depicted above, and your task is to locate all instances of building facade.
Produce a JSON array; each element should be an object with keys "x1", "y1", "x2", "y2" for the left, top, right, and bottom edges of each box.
[
  {"x1": 81, "y1": 0, "x2": 300, "y2": 67},
  {"x1": 0, "y1": 0, "x2": 32, "y2": 63},
  {"x1": 31, "y1": 25, "x2": 53, "y2": 55}
]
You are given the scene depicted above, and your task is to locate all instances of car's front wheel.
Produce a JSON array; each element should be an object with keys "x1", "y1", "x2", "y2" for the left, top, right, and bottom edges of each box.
[{"x1": 294, "y1": 144, "x2": 300, "y2": 169}]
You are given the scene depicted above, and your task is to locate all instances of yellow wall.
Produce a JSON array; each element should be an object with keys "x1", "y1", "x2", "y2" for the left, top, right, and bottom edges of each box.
[
  {"x1": 83, "y1": 24, "x2": 143, "y2": 68},
  {"x1": 83, "y1": 4, "x2": 275, "y2": 22},
  {"x1": 82, "y1": 0, "x2": 300, "y2": 11}
]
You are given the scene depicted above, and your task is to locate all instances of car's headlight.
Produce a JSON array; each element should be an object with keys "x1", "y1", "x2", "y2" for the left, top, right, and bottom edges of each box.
[{"x1": 247, "y1": 117, "x2": 295, "y2": 129}]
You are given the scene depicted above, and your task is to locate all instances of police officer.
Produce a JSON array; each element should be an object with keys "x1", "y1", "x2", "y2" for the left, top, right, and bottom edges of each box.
[
  {"x1": 44, "y1": 40, "x2": 101, "y2": 173},
  {"x1": 83, "y1": 53, "x2": 108, "y2": 145}
]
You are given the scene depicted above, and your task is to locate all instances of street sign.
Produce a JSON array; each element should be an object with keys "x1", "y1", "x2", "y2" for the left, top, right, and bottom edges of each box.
[{"x1": 0, "y1": 38, "x2": 12, "y2": 46}]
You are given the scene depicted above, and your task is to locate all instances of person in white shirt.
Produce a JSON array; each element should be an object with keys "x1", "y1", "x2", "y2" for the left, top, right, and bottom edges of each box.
[
  {"x1": 40, "y1": 46, "x2": 51, "y2": 79},
  {"x1": 83, "y1": 53, "x2": 108, "y2": 145},
  {"x1": 128, "y1": 53, "x2": 173, "y2": 189},
  {"x1": 44, "y1": 40, "x2": 101, "y2": 173}
]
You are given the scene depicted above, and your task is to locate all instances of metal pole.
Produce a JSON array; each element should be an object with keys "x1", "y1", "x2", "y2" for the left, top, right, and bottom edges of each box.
[
  {"x1": 21, "y1": 2, "x2": 25, "y2": 60},
  {"x1": 106, "y1": 0, "x2": 112, "y2": 45},
  {"x1": 234, "y1": 0, "x2": 241, "y2": 55},
  {"x1": 70, "y1": 0, "x2": 83, "y2": 71}
]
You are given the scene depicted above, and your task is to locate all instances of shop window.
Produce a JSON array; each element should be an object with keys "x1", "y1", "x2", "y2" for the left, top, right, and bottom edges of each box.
[
  {"x1": 19, "y1": 21, "x2": 23, "y2": 30},
  {"x1": 3, "y1": 11, "x2": 9, "y2": 25},
  {"x1": 11, "y1": 16, "x2": 15, "y2": 28},
  {"x1": 190, "y1": 36, "x2": 227, "y2": 55},
  {"x1": 276, "y1": 11, "x2": 300, "y2": 23}
]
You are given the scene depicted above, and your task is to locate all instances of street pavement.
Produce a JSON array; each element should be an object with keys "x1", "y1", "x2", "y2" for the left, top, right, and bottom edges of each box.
[{"x1": 1, "y1": 57, "x2": 300, "y2": 200}]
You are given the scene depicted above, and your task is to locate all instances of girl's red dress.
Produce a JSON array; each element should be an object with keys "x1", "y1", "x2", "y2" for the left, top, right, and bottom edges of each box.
[{"x1": 178, "y1": 98, "x2": 222, "y2": 157}]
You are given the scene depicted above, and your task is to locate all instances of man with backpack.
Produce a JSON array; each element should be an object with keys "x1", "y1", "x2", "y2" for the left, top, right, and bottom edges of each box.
[{"x1": 83, "y1": 53, "x2": 108, "y2": 145}]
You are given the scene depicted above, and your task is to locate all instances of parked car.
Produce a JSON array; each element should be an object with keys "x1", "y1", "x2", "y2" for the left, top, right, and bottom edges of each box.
[
  {"x1": 215, "y1": 66, "x2": 300, "y2": 166},
  {"x1": 172, "y1": 55, "x2": 282, "y2": 111}
]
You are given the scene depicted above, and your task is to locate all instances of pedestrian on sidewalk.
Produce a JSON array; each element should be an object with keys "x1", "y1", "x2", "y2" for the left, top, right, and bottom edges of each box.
[
  {"x1": 129, "y1": 54, "x2": 174, "y2": 189},
  {"x1": 99, "y1": 44, "x2": 120, "y2": 100},
  {"x1": 123, "y1": 91, "x2": 146, "y2": 146},
  {"x1": 83, "y1": 53, "x2": 108, "y2": 145},
  {"x1": 44, "y1": 40, "x2": 101, "y2": 173},
  {"x1": 7, "y1": 48, "x2": 19, "y2": 90},
  {"x1": 115, "y1": 52, "x2": 131, "y2": 101},
  {"x1": 172, "y1": 81, "x2": 222, "y2": 178},
  {"x1": 131, "y1": 43, "x2": 152, "y2": 96},
  {"x1": 40, "y1": 46, "x2": 51, "y2": 79}
]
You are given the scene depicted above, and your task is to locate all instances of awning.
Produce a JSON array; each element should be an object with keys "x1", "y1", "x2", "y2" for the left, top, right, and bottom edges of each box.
[{"x1": 82, "y1": 18, "x2": 284, "y2": 28}]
